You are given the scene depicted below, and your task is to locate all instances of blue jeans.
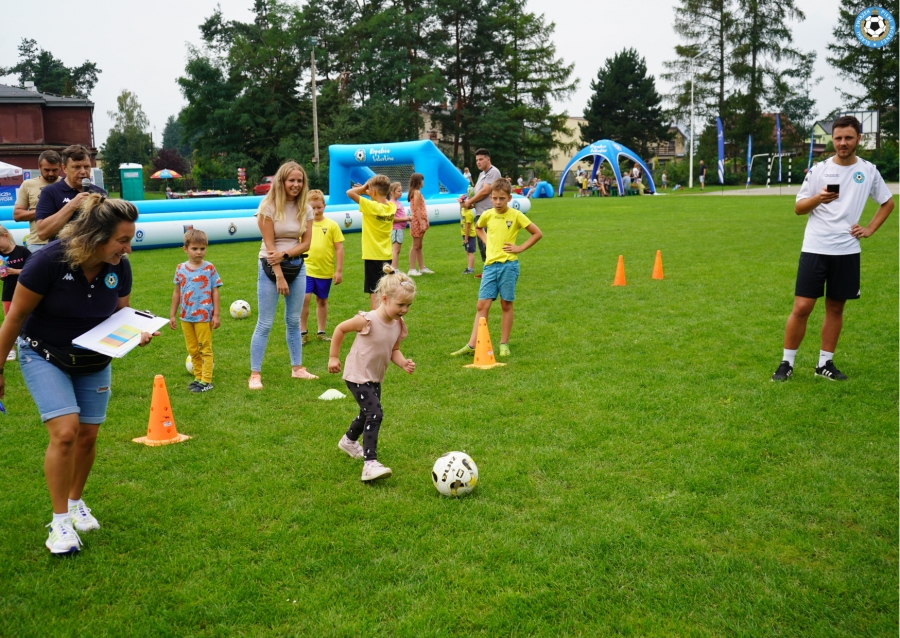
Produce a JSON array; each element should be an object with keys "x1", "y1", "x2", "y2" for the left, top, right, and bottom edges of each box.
[
  {"x1": 18, "y1": 339, "x2": 112, "y2": 423},
  {"x1": 250, "y1": 259, "x2": 306, "y2": 372}
]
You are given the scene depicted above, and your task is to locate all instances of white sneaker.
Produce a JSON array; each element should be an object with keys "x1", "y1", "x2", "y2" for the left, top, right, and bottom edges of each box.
[
  {"x1": 361, "y1": 460, "x2": 392, "y2": 481},
  {"x1": 408, "y1": 269, "x2": 421, "y2": 277},
  {"x1": 69, "y1": 502, "x2": 100, "y2": 532},
  {"x1": 338, "y1": 434, "x2": 364, "y2": 459},
  {"x1": 45, "y1": 519, "x2": 82, "y2": 554},
  {"x1": 6, "y1": 348, "x2": 15, "y2": 361},
  {"x1": 420, "y1": 267, "x2": 435, "y2": 274}
]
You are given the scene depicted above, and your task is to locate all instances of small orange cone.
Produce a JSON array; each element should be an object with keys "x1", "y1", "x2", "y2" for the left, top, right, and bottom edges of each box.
[
  {"x1": 652, "y1": 250, "x2": 664, "y2": 280},
  {"x1": 464, "y1": 317, "x2": 506, "y2": 370},
  {"x1": 133, "y1": 375, "x2": 191, "y2": 446},
  {"x1": 612, "y1": 255, "x2": 626, "y2": 286}
]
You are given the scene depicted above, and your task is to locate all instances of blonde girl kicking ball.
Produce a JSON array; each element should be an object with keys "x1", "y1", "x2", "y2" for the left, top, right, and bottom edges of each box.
[{"x1": 329, "y1": 265, "x2": 416, "y2": 482}]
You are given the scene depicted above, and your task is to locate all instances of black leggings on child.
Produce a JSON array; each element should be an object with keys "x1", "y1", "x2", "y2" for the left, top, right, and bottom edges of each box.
[{"x1": 345, "y1": 380, "x2": 383, "y2": 461}]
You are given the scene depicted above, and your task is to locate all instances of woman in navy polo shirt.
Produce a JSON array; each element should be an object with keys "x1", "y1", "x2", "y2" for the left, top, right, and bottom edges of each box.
[{"x1": 0, "y1": 194, "x2": 157, "y2": 555}]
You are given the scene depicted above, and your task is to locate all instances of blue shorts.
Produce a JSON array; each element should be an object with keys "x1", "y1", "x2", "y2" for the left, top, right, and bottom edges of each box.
[
  {"x1": 478, "y1": 260, "x2": 520, "y2": 301},
  {"x1": 305, "y1": 276, "x2": 333, "y2": 299},
  {"x1": 17, "y1": 339, "x2": 111, "y2": 424},
  {"x1": 391, "y1": 229, "x2": 404, "y2": 244},
  {"x1": 462, "y1": 236, "x2": 476, "y2": 253}
]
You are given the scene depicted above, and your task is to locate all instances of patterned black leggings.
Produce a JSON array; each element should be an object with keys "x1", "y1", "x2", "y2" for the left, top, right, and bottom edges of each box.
[{"x1": 345, "y1": 381, "x2": 383, "y2": 461}]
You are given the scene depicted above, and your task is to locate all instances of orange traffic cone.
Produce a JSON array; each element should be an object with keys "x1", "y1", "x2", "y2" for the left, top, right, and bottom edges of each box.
[
  {"x1": 132, "y1": 375, "x2": 191, "y2": 446},
  {"x1": 464, "y1": 317, "x2": 506, "y2": 369},
  {"x1": 612, "y1": 255, "x2": 626, "y2": 286},
  {"x1": 652, "y1": 250, "x2": 664, "y2": 280}
]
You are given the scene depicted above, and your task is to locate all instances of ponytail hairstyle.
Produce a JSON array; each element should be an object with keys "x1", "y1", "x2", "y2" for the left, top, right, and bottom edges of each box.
[
  {"x1": 0, "y1": 224, "x2": 16, "y2": 247},
  {"x1": 408, "y1": 173, "x2": 424, "y2": 201},
  {"x1": 374, "y1": 263, "x2": 416, "y2": 303},
  {"x1": 262, "y1": 161, "x2": 310, "y2": 234},
  {"x1": 58, "y1": 194, "x2": 138, "y2": 268}
]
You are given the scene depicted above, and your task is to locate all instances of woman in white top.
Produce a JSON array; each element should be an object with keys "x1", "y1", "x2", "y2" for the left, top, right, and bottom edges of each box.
[{"x1": 249, "y1": 162, "x2": 316, "y2": 389}]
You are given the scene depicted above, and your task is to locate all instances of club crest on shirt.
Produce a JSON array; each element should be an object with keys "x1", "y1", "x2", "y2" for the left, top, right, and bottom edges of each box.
[
  {"x1": 506, "y1": 221, "x2": 513, "y2": 228},
  {"x1": 105, "y1": 273, "x2": 118, "y2": 289},
  {"x1": 853, "y1": 171, "x2": 865, "y2": 184}
]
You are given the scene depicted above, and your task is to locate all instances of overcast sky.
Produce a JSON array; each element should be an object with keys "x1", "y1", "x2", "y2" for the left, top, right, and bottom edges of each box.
[{"x1": 1, "y1": 0, "x2": 846, "y2": 148}]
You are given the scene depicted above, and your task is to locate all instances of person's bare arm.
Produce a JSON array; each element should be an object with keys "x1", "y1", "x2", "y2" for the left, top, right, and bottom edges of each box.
[
  {"x1": 328, "y1": 314, "x2": 369, "y2": 373},
  {"x1": 391, "y1": 348, "x2": 415, "y2": 373},
  {"x1": 36, "y1": 192, "x2": 90, "y2": 240},
  {"x1": 503, "y1": 222, "x2": 542, "y2": 254},
  {"x1": 347, "y1": 182, "x2": 370, "y2": 204},
  {"x1": 851, "y1": 198, "x2": 895, "y2": 239},
  {"x1": 795, "y1": 188, "x2": 838, "y2": 216},
  {"x1": 169, "y1": 284, "x2": 180, "y2": 329},
  {"x1": 13, "y1": 203, "x2": 34, "y2": 222},
  {"x1": 333, "y1": 242, "x2": 344, "y2": 285}
]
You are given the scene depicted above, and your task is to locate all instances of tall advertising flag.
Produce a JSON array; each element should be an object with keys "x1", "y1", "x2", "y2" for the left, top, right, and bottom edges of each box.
[
  {"x1": 716, "y1": 117, "x2": 725, "y2": 184},
  {"x1": 746, "y1": 135, "x2": 752, "y2": 187},
  {"x1": 776, "y1": 113, "x2": 782, "y2": 182},
  {"x1": 807, "y1": 132, "x2": 814, "y2": 170}
]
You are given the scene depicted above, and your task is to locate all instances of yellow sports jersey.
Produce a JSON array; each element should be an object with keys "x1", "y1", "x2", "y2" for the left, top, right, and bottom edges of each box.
[
  {"x1": 305, "y1": 216, "x2": 345, "y2": 279},
  {"x1": 359, "y1": 197, "x2": 395, "y2": 261},
  {"x1": 477, "y1": 208, "x2": 532, "y2": 265},
  {"x1": 460, "y1": 208, "x2": 476, "y2": 237}
]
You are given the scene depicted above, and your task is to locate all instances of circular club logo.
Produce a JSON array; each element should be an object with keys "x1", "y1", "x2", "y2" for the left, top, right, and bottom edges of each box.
[
  {"x1": 855, "y1": 7, "x2": 896, "y2": 47},
  {"x1": 228, "y1": 223, "x2": 237, "y2": 236},
  {"x1": 853, "y1": 171, "x2": 865, "y2": 184},
  {"x1": 511, "y1": 200, "x2": 521, "y2": 210},
  {"x1": 135, "y1": 229, "x2": 144, "y2": 242},
  {"x1": 105, "y1": 273, "x2": 119, "y2": 289},
  {"x1": 354, "y1": 148, "x2": 366, "y2": 162}
]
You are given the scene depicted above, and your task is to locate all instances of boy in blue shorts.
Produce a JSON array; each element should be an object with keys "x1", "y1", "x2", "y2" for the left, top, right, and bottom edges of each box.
[
  {"x1": 450, "y1": 179, "x2": 542, "y2": 357},
  {"x1": 302, "y1": 189, "x2": 344, "y2": 343}
]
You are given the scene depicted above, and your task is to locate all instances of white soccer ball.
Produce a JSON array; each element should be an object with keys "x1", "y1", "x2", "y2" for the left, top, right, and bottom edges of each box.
[
  {"x1": 432, "y1": 451, "x2": 479, "y2": 497},
  {"x1": 185, "y1": 355, "x2": 193, "y2": 374},
  {"x1": 863, "y1": 14, "x2": 888, "y2": 38},
  {"x1": 230, "y1": 299, "x2": 251, "y2": 319}
]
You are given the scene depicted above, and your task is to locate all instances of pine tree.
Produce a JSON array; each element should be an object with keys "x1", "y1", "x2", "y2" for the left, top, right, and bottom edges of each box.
[
  {"x1": 0, "y1": 39, "x2": 100, "y2": 98},
  {"x1": 581, "y1": 49, "x2": 670, "y2": 159},
  {"x1": 826, "y1": 0, "x2": 899, "y2": 148}
]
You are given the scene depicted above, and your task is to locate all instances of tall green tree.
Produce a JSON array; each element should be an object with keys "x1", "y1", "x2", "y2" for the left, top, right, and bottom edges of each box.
[
  {"x1": 581, "y1": 49, "x2": 670, "y2": 159},
  {"x1": 662, "y1": 0, "x2": 735, "y2": 124},
  {"x1": 161, "y1": 115, "x2": 193, "y2": 159},
  {"x1": 99, "y1": 90, "x2": 153, "y2": 185},
  {"x1": 0, "y1": 38, "x2": 100, "y2": 98},
  {"x1": 826, "y1": 0, "x2": 899, "y2": 148}
]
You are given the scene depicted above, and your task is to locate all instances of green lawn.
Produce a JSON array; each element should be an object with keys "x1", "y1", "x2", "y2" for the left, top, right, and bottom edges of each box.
[{"x1": 1, "y1": 195, "x2": 896, "y2": 637}]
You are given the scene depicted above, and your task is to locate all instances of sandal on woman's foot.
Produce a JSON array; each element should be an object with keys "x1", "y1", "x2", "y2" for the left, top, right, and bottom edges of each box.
[
  {"x1": 248, "y1": 375, "x2": 263, "y2": 390},
  {"x1": 291, "y1": 366, "x2": 319, "y2": 380}
]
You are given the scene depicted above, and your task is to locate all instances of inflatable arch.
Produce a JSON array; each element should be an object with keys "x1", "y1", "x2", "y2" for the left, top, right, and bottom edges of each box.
[
  {"x1": 328, "y1": 140, "x2": 470, "y2": 205},
  {"x1": 530, "y1": 181, "x2": 554, "y2": 198},
  {"x1": 558, "y1": 140, "x2": 656, "y2": 197},
  {"x1": 0, "y1": 140, "x2": 531, "y2": 249}
]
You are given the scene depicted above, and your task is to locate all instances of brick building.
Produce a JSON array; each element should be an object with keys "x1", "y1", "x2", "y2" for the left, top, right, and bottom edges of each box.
[{"x1": 0, "y1": 82, "x2": 96, "y2": 170}]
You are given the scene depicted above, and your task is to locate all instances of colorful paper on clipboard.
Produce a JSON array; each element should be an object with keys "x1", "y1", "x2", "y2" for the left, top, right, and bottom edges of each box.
[{"x1": 99, "y1": 324, "x2": 141, "y2": 348}]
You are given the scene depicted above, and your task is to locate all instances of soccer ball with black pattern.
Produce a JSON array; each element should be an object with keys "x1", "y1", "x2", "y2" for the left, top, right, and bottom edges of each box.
[
  {"x1": 863, "y1": 14, "x2": 888, "y2": 39},
  {"x1": 432, "y1": 451, "x2": 478, "y2": 497}
]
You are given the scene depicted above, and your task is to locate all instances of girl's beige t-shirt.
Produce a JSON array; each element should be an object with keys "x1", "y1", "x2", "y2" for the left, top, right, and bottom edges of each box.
[
  {"x1": 256, "y1": 199, "x2": 314, "y2": 258},
  {"x1": 343, "y1": 311, "x2": 408, "y2": 384}
]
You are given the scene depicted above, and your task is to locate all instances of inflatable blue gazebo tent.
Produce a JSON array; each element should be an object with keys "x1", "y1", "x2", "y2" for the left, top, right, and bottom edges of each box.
[{"x1": 557, "y1": 140, "x2": 656, "y2": 197}]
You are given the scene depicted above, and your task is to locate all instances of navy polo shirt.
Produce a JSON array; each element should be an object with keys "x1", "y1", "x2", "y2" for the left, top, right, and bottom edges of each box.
[
  {"x1": 34, "y1": 180, "x2": 109, "y2": 240},
  {"x1": 17, "y1": 240, "x2": 132, "y2": 347}
]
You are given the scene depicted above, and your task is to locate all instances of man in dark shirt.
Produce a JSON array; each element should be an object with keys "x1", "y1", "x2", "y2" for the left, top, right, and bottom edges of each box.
[{"x1": 35, "y1": 145, "x2": 107, "y2": 241}]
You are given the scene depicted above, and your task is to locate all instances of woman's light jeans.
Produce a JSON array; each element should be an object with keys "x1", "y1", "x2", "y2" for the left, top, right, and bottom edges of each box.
[{"x1": 250, "y1": 259, "x2": 306, "y2": 372}]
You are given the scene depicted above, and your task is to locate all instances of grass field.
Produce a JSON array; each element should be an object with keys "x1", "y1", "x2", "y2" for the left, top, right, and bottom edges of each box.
[{"x1": 1, "y1": 195, "x2": 896, "y2": 637}]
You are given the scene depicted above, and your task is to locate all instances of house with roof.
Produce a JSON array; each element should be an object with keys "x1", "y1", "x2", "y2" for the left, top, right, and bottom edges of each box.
[{"x1": 0, "y1": 82, "x2": 96, "y2": 170}]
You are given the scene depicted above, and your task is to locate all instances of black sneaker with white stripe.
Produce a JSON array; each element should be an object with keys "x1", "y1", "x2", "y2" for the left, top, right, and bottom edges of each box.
[
  {"x1": 771, "y1": 360, "x2": 793, "y2": 382},
  {"x1": 815, "y1": 360, "x2": 847, "y2": 381}
]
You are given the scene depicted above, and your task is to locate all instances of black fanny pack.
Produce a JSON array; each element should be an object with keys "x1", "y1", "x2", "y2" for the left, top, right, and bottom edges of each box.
[
  {"x1": 23, "y1": 335, "x2": 112, "y2": 376},
  {"x1": 260, "y1": 256, "x2": 305, "y2": 284}
]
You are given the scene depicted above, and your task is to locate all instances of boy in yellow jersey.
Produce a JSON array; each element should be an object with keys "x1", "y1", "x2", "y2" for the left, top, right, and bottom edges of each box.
[
  {"x1": 301, "y1": 190, "x2": 345, "y2": 344},
  {"x1": 450, "y1": 179, "x2": 542, "y2": 357},
  {"x1": 460, "y1": 203, "x2": 476, "y2": 275},
  {"x1": 347, "y1": 175, "x2": 396, "y2": 309}
]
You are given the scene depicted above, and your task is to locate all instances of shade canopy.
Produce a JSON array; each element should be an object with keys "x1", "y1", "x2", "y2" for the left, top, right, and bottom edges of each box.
[
  {"x1": 0, "y1": 161, "x2": 23, "y2": 179},
  {"x1": 557, "y1": 140, "x2": 656, "y2": 196}
]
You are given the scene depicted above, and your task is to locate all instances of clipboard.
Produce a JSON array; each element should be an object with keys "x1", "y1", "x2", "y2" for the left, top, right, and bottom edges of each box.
[{"x1": 72, "y1": 308, "x2": 168, "y2": 358}]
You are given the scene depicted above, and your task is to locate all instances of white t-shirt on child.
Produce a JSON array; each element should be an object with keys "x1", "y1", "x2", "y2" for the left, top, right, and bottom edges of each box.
[{"x1": 797, "y1": 157, "x2": 892, "y2": 255}]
